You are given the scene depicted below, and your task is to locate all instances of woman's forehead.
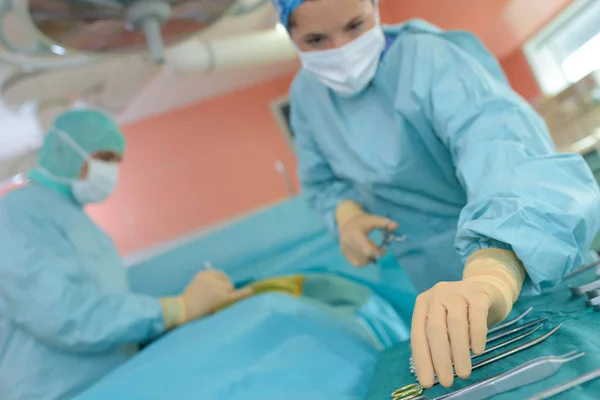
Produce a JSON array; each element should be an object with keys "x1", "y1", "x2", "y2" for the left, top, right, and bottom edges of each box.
[{"x1": 291, "y1": 0, "x2": 370, "y2": 31}]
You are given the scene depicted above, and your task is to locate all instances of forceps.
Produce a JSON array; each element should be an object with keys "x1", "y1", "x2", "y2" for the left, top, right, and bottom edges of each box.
[
  {"x1": 527, "y1": 367, "x2": 600, "y2": 399},
  {"x1": 408, "y1": 308, "x2": 538, "y2": 373},
  {"x1": 392, "y1": 324, "x2": 563, "y2": 400},
  {"x1": 408, "y1": 322, "x2": 544, "y2": 375},
  {"x1": 409, "y1": 350, "x2": 584, "y2": 400},
  {"x1": 569, "y1": 278, "x2": 600, "y2": 296}
]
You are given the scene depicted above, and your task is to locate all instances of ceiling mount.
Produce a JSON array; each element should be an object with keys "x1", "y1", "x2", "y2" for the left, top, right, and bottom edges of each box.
[
  {"x1": 27, "y1": 0, "x2": 238, "y2": 63},
  {"x1": 125, "y1": 1, "x2": 172, "y2": 63}
]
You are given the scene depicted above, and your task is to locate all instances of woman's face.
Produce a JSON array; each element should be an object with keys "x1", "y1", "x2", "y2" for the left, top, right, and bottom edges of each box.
[{"x1": 289, "y1": 0, "x2": 376, "y2": 52}]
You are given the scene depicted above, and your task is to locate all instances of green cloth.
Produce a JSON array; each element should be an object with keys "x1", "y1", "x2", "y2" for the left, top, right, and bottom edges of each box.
[{"x1": 365, "y1": 267, "x2": 600, "y2": 399}]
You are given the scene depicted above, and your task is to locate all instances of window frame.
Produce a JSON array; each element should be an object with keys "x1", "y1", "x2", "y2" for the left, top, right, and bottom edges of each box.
[
  {"x1": 269, "y1": 94, "x2": 294, "y2": 152},
  {"x1": 523, "y1": 0, "x2": 598, "y2": 96}
]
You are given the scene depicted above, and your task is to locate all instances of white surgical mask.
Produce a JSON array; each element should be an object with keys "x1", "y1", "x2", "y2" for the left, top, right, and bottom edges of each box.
[
  {"x1": 40, "y1": 129, "x2": 120, "y2": 204},
  {"x1": 298, "y1": 14, "x2": 386, "y2": 96},
  {"x1": 72, "y1": 159, "x2": 119, "y2": 204}
]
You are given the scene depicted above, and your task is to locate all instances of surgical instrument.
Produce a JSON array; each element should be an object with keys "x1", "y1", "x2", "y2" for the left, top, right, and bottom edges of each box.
[
  {"x1": 586, "y1": 289, "x2": 600, "y2": 299},
  {"x1": 488, "y1": 307, "x2": 533, "y2": 334},
  {"x1": 585, "y1": 296, "x2": 600, "y2": 307},
  {"x1": 204, "y1": 262, "x2": 215, "y2": 270},
  {"x1": 378, "y1": 225, "x2": 406, "y2": 252},
  {"x1": 526, "y1": 368, "x2": 600, "y2": 400},
  {"x1": 408, "y1": 308, "x2": 535, "y2": 371},
  {"x1": 487, "y1": 317, "x2": 547, "y2": 344},
  {"x1": 569, "y1": 278, "x2": 600, "y2": 296},
  {"x1": 564, "y1": 260, "x2": 600, "y2": 281},
  {"x1": 409, "y1": 325, "x2": 543, "y2": 375},
  {"x1": 408, "y1": 351, "x2": 584, "y2": 400},
  {"x1": 393, "y1": 324, "x2": 563, "y2": 399}
]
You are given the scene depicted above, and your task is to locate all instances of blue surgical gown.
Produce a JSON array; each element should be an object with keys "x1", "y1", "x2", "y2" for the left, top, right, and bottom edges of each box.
[
  {"x1": 0, "y1": 185, "x2": 164, "y2": 400},
  {"x1": 291, "y1": 20, "x2": 600, "y2": 293}
]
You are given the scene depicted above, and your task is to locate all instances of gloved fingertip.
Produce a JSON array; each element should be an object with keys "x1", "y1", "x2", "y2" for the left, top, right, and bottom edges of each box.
[
  {"x1": 386, "y1": 220, "x2": 399, "y2": 230},
  {"x1": 439, "y1": 378, "x2": 454, "y2": 388},
  {"x1": 471, "y1": 346, "x2": 485, "y2": 356},
  {"x1": 471, "y1": 340, "x2": 486, "y2": 355},
  {"x1": 418, "y1": 375, "x2": 435, "y2": 389},
  {"x1": 455, "y1": 365, "x2": 472, "y2": 380}
]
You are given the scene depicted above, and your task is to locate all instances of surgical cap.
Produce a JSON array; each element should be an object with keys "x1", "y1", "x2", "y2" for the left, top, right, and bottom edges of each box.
[
  {"x1": 37, "y1": 109, "x2": 126, "y2": 179},
  {"x1": 273, "y1": 0, "x2": 304, "y2": 28}
]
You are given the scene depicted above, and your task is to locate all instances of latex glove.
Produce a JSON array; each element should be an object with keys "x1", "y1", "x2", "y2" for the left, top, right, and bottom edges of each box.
[
  {"x1": 160, "y1": 270, "x2": 253, "y2": 330},
  {"x1": 335, "y1": 200, "x2": 397, "y2": 266},
  {"x1": 410, "y1": 249, "x2": 526, "y2": 388}
]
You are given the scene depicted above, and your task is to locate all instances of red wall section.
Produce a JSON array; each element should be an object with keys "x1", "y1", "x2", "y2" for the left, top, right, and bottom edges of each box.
[
  {"x1": 87, "y1": 73, "x2": 298, "y2": 254},
  {"x1": 500, "y1": 48, "x2": 542, "y2": 101}
]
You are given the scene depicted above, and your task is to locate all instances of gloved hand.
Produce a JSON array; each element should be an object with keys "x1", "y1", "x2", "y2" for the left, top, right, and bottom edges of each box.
[
  {"x1": 410, "y1": 249, "x2": 527, "y2": 388},
  {"x1": 160, "y1": 270, "x2": 253, "y2": 330},
  {"x1": 335, "y1": 200, "x2": 397, "y2": 266}
]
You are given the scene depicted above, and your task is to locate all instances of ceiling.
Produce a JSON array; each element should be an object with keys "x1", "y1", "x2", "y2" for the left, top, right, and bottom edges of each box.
[
  {"x1": 0, "y1": 0, "x2": 576, "y2": 183},
  {"x1": 0, "y1": 0, "x2": 297, "y2": 182}
]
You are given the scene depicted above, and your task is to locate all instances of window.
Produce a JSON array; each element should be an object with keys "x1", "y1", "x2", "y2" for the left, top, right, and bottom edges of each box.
[{"x1": 524, "y1": 0, "x2": 600, "y2": 95}]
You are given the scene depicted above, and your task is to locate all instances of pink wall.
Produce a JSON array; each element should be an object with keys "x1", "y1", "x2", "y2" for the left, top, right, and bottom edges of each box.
[
  {"x1": 379, "y1": 0, "x2": 572, "y2": 102},
  {"x1": 485, "y1": 0, "x2": 575, "y2": 102},
  {"x1": 482, "y1": 0, "x2": 574, "y2": 58},
  {"x1": 500, "y1": 48, "x2": 541, "y2": 101},
  {"x1": 88, "y1": 74, "x2": 298, "y2": 254}
]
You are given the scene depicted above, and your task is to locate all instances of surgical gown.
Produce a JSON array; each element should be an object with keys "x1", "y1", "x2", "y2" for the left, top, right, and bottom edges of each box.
[
  {"x1": 291, "y1": 20, "x2": 600, "y2": 293},
  {"x1": 0, "y1": 185, "x2": 164, "y2": 400}
]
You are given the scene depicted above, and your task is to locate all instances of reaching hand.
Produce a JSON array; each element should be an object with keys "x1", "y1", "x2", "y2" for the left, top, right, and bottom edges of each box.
[{"x1": 339, "y1": 213, "x2": 397, "y2": 266}]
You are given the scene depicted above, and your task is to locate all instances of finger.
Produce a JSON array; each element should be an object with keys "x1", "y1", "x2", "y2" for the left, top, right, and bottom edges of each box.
[
  {"x1": 363, "y1": 215, "x2": 398, "y2": 231},
  {"x1": 352, "y1": 235, "x2": 381, "y2": 262},
  {"x1": 447, "y1": 299, "x2": 471, "y2": 379},
  {"x1": 222, "y1": 280, "x2": 235, "y2": 290},
  {"x1": 206, "y1": 269, "x2": 228, "y2": 280},
  {"x1": 342, "y1": 242, "x2": 370, "y2": 266},
  {"x1": 427, "y1": 303, "x2": 454, "y2": 388},
  {"x1": 228, "y1": 287, "x2": 253, "y2": 302},
  {"x1": 411, "y1": 294, "x2": 436, "y2": 389},
  {"x1": 468, "y1": 292, "x2": 491, "y2": 355}
]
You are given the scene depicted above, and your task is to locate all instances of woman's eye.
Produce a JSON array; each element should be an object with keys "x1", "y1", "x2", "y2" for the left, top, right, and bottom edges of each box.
[
  {"x1": 306, "y1": 36, "x2": 325, "y2": 47},
  {"x1": 347, "y1": 21, "x2": 364, "y2": 32}
]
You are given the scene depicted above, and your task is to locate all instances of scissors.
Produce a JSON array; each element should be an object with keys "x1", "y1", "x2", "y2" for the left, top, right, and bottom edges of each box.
[
  {"x1": 392, "y1": 383, "x2": 423, "y2": 399},
  {"x1": 378, "y1": 223, "x2": 406, "y2": 254}
]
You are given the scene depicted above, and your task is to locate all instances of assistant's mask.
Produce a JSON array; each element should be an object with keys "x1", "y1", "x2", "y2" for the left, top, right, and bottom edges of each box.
[
  {"x1": 71, "y1": 159, "x2": 119, "y2": 204},
  {"x1": 298, "y1": 11, "x2": 386, "y2": 96},
  {"x1": 40, "y1": 130, "x2": 120, "y2": 204}
]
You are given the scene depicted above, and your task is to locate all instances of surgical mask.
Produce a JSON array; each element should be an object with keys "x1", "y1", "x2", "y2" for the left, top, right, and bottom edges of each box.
[
  {"x1": 72, "y1": 160, "x2": 119, "y2": 204},
  {"x1": 40, "y1": 129, "x2": 120, "y2": 204},
  {"x1": 298, "y1": 14, "x2": 386, "y2": 96}
]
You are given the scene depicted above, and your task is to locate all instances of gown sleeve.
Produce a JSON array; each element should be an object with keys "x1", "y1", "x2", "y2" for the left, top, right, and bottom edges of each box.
[
  {"x1": 0, "y1": 199, "x2": 165, "y2": 353},
  {"x1": 403, "y1": 33, "x2": 600, "y2": 292},
  {"x1": 291, "y1": 79, "x2": 365, "y2": 234}
]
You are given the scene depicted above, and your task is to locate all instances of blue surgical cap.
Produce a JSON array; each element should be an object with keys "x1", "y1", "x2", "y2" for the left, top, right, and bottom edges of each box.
[
  {"x1": 273, "y1": 0, "x2": 304, "y2": 28},
  {"x1": 37, "y1": 109, "x2": 126, "y2": 179}
]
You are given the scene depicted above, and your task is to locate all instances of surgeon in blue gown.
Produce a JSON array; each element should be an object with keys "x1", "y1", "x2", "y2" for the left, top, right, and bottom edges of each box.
[
  {"x1": 274, "y1": 0, "x2": 600, "y2": 389},
  {"x1": 0, "y1": 110, "x2": 252, "y2": 400}
]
